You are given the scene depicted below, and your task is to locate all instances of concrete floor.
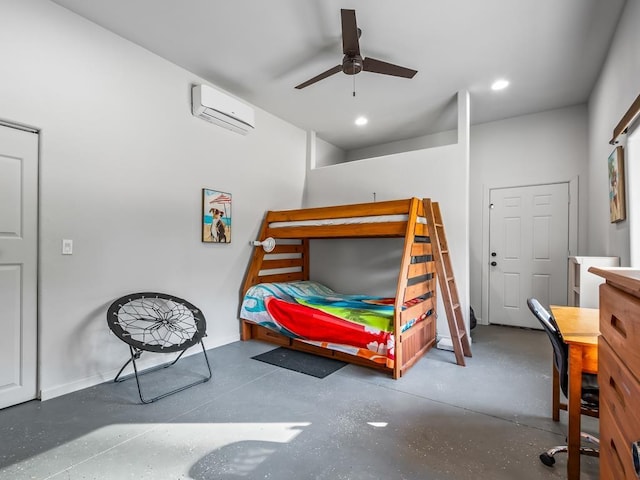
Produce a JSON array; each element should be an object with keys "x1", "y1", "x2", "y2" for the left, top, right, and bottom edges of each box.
[{"x1": 0, "y1": 325, "x2": 599, "y2": 479}]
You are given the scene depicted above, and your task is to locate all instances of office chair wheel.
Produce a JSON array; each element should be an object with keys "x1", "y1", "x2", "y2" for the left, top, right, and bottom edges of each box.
[{"x1": 539, "y1": 452, "x2": 555, "y2": 467}]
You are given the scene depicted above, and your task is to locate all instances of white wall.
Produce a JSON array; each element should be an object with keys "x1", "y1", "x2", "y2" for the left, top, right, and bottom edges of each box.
[
  {"x1": 587, "y1": 0, "x2": 640, "y2": 266},
  {"x1": 469, "y1": 105, "x2": 589, "y2": 323},
  {"x1": 0, "y1": 0, "x2": 307, "y2": 399},
  {"x1": 345, "y1": 129, "x2": 457, "y2": 162},
  {"x1": 315, "y1": 137, "x2": 346, "y2": 167},
  {"x1": 628, "y1": 127, "x2": 640, "y2": 267},
  {"x1": 304, "y1": 91, "x2": 470, "y2": 342}
]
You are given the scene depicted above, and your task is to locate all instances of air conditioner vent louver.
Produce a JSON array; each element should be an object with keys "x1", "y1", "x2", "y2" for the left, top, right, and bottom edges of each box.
[{"x1": 191, "y1": 84, "x2": 255, "y2": 135}]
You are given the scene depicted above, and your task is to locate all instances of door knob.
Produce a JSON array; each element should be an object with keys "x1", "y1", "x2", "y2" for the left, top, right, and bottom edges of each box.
[
  {"x1": 491, "y1": 252, "x2": 497, "y2": 257},
  {"x1": 491, "y1": 261, "x2": 497, "y2": 267}
]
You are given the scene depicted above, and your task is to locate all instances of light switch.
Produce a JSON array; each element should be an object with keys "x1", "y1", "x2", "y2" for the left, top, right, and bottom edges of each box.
[{"x1": 62, "y1": 239, "x2": 73, "y2": 255}]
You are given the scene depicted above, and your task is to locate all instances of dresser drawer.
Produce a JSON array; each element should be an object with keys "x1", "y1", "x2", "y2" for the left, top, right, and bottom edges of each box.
[
  {"x1": 599, "y1": 339, "x2": 640, "y2": 443},
  {"x1": 251, "y1": 324, "x2": 292, "y2": 346},
  {"x1": 599, "y1": 283, "x2": 640, "y2": 379},
  {"x1": 600, "y1": 406, "x2": 640, "y2": 480}
]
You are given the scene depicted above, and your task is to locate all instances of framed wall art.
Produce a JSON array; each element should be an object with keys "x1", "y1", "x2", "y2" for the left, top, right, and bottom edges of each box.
[
  {"x1": 202, "y1": 189, "x2": 231, "y2": 243},
  {"x1": 608, "y1": 146, "x2": 626, "y2": 223}
]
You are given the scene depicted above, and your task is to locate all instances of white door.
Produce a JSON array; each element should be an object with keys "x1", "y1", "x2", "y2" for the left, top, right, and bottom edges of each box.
[
  {"x1": 0, "y1": 125, "x2": 38, "y2": 409},
  {"x1": 489, "y1": 183, "x2": 569, "y2": 329}
]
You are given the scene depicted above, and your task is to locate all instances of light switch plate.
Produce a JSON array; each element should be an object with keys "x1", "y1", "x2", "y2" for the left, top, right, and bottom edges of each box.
[{"x1": 62, "y1": 239, "x2": 73, "y2": 255}]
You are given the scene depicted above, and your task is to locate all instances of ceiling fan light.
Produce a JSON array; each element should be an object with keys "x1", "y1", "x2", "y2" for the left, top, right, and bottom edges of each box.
[
  {"x1": 355, "y1": 116, "x2": 368, "y2": 126},
  {"x1": 491, "y1": 79, "x2": 510, "y2": 91}
]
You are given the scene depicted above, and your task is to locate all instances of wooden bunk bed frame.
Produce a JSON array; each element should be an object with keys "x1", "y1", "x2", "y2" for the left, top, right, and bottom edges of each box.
[{"x1": 240, "y1": 197, "x2": 438, "y2": 379}]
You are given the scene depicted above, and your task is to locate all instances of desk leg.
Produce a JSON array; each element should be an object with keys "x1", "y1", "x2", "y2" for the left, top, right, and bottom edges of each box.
[
  {"x1": 552, "y1": 360, "x2": 560, "y2": 421},
  {"x1": 567, "y1": 345, "x2": 583, "y2": 480}
]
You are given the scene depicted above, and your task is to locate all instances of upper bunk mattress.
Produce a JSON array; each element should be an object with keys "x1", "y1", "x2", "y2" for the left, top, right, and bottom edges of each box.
[{"x1": 268, "y1": 214, "x2": 427, "y2": 229}]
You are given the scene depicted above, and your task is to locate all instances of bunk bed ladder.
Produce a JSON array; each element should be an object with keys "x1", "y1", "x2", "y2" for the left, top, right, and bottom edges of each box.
[{"x1": 424, "y1": 199, "x2": 472, "y2": 366}]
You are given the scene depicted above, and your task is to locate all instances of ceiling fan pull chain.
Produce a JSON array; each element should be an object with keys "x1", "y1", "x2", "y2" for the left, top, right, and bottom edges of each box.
[{"x1": 353, "y1": 70, "x2": 356, "y2": 97}]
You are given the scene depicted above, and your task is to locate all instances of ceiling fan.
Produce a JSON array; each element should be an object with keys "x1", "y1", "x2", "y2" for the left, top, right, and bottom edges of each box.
[{"x1": 295, "y1": 9, "x2": 418, "y2": 91}]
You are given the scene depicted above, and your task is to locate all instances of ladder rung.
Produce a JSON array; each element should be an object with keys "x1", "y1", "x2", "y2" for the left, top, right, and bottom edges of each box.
[{"x1": 425, "y1": 199, "x2": 471, "y2": 366}]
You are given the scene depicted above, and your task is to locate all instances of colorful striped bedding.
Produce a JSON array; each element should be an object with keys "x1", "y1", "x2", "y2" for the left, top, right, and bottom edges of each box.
[{"x1": 240, "y1": 281, "x2": 428, "y2": 368}]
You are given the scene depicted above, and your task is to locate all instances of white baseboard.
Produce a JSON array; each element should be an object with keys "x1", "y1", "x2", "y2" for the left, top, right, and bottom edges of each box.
[
  {"x1": 40, "y1": 371, "x2": 117, "y2": 401},
  {"x1": 436, "y1": 333, "x2": 473, "y2": 352},
  {"x1": 40, "y1": 333, "x2": 240, "y2": 401},
  {"x1": 437, "y1": 337, "x2": 454, "y2": 351}
]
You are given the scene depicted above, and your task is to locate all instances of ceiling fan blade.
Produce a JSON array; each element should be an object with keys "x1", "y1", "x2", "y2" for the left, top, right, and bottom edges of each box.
[
  {"x1": 295, "y1": 65, "x2": 342, "y2": 89},
  {"x1": 341, "y1": 9, "x2": 360, "y2": 56},
  {"x1": 363, "y1": 57, "x2": 418, "y2": 78}
]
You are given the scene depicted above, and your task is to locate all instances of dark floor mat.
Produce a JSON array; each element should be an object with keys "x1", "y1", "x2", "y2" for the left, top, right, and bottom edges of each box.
[{"x1": 251, "y1": 347, "x2": 347, "y2": 378}]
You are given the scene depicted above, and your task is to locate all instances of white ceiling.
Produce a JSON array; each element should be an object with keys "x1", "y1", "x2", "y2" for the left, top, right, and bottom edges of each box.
[{"x1": 50, "y1": 0, "x2": 625, "y2": 152}]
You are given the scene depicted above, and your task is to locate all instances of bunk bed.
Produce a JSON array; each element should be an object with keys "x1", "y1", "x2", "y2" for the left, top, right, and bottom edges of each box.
[{"x1": 240, "y1": 197, "x2": 438, "y2": 379}]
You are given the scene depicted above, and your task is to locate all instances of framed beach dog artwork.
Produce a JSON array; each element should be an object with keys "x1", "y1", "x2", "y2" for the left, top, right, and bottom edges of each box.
[
  {"x1": 608, "y1": 146, "x2": 626, "y2": 223},
  {"x1": 202, "y1": 189, "x2": 231, "y2": 243}
]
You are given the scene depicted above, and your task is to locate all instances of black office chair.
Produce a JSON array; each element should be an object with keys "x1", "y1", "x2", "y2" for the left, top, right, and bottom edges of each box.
[{"x1": 526, "y1": 298, "x2": 599, "y2": 467}]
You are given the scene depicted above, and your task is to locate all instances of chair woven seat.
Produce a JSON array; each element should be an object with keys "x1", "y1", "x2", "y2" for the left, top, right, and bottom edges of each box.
[{"x1": 107, "y1": 292, "x2": 212, "y2": 404}]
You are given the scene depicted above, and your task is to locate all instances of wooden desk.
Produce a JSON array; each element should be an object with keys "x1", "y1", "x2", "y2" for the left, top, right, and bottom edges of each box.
[{"x1": 550, "y1": 306, "x2": 599, "y2": 480}]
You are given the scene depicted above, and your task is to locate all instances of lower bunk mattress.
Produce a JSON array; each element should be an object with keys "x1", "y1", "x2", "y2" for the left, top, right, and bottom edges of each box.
[{"x1": 239, "y1": 280, "x2": 430, "y2": 368}]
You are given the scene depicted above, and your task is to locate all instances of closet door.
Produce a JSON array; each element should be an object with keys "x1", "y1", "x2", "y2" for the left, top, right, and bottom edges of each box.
[{"x1": 0, "y1": 124, "x2": 38, "y2": 409}]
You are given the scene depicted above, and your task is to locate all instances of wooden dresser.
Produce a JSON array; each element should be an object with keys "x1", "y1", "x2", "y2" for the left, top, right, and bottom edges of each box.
[{"x1": 589, "y1": 267, "x2": 640, "y2": 480}]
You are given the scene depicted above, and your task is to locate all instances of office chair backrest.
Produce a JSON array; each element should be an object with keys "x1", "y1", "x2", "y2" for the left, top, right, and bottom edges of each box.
[{"x1": 527, "y1": 298, "x2": 569, "y2": 396}]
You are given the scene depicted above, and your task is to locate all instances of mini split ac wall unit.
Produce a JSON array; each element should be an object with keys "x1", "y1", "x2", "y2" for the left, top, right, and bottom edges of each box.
[{"x1": 191, "y1": 84, "x2": 255, "y2": 135}]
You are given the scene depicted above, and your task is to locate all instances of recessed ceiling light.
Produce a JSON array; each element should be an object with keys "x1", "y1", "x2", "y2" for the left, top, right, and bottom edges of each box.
[
  {"x1": 355, "y1": 116, "x2": 368, "y2": 126},
  {"x1": 491, "y1": 79, "x2": 510, "y2": 91}
]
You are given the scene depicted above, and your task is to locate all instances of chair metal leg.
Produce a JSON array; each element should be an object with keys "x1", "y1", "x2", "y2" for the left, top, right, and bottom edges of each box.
[
  {"x1": 113, "y1": 340, "x2": 212, "y2": 404},
  {"x1": 114, "y1": 347, "x2": 189, "y2": 383}
]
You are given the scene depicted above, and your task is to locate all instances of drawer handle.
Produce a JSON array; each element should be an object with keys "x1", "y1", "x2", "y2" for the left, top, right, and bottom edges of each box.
[
  {"x1": 609, "y1": 376, "x2": 627, "y2": 407},
  {"x1": 611, "y1": 438, "x2": 627, "y2": 475},
  {"x1": 633, "y1": 440, "x2": 640, "y2": 478},
  {"x1": 611, "y1": 315, "x2": 628, "y2": 338}
]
